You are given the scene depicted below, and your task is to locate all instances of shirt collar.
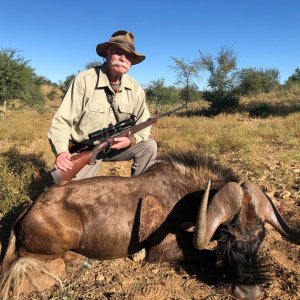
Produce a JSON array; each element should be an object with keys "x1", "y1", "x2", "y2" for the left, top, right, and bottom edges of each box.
[{"x1": 97, "y1": 63, "x2": 133, "y2": 91}]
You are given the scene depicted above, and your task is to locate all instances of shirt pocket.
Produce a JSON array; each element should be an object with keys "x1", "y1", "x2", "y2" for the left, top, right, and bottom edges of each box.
[
  {"x1": 118, "y1": 103, "x2": 134, "y2": 116},
  {"x1": 88, "y1": 101, "x2": 108, "y2": 113}
]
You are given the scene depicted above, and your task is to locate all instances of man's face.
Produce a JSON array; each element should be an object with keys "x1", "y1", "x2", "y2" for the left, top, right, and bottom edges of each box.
[{"x1": 106, "y1": 46, "x2": 133, "y2": 75}]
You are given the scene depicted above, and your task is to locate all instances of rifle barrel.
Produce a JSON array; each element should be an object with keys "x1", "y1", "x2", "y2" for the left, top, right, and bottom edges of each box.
[
  {"x1": 50, "y1": 101, "x2": 187, "y2": 183},
  {"x1": 155, "y1": 103, "x2": 187, "y2": 120}
]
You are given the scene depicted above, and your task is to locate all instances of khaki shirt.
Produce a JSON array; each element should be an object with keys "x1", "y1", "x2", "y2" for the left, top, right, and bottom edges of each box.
[{"x1": 48, "y1": 64, "x2": 151, "y2": 155}]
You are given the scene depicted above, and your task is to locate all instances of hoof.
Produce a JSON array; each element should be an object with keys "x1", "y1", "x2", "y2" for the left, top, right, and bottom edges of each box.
[{"x1": 80, "y1": 259, "x2": 92, "y2": 269}]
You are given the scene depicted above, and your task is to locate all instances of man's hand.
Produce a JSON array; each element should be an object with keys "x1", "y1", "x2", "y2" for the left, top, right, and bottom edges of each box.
[
  {"x1": 55, "y1": 152, "x2": 73, "y2": 171},
  {"x1": 111, "y1": 137, "x2": 131, "y2": 150}
]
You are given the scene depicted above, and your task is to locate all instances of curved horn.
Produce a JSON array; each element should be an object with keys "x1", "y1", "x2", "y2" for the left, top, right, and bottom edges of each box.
[
  {"x1": 193, "y1": 181, "x2": 243, "y2": 250},
  {"x1": 242, "y1": 182, "x2": 300, "y2": 245}
]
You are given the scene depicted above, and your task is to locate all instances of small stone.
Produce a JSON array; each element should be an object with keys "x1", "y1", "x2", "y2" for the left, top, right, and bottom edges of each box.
[
  {"x1": 279, "y1": 191, "x2": 291, "y2": 199},
  {"x1": 151, "y1": 268, "x2": 160, "y2": 274},
  {"x1": 131, "y1": 248, "x2": 146, "y2": 262},
  {"x1": 96, "y1": 274, "x2": 105, "y2": 282}
]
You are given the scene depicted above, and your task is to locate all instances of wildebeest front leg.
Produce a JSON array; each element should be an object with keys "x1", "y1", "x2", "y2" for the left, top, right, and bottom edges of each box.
[
  {"x1": 146, "y1": 234, "x2": 191, "y2": 263},
  {"x1": 62, "y1": 250, "x2": 91, "y2": 268},
  {"x1": 18, "y1": 247, "x2": 89, "y2": 268}
]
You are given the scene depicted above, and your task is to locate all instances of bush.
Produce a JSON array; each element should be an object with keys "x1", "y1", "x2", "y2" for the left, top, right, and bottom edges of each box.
[
  {"x1": 237, "y1": 68, "x2": 280, "y2": 95},
  {"x1": 0, "y1": 48, "x2": 45, "y2": 107},
  {"x1": 203, "y1": 90, "x2": 240, "y2": 113},
  {"x1": 146, "y1": 78, "x2": 180, "y2": 105},
  {"x1": 0, "y1": 147, "x2": 51, "y2": 217},
  {"x1": 47, "y1": 88, "x2": 58, "y2": 101},
  {"x1": 248, "y1": 103, "x2": 272, "y2": 118},
  {"x1": 285, "y1": 67, "x2": 300, "y2": 86}
]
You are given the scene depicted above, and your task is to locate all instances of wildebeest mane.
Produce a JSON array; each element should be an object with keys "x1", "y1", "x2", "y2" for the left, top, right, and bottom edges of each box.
[{"x1": 149, "y1": 151, "x2": 240, "y2": 189}]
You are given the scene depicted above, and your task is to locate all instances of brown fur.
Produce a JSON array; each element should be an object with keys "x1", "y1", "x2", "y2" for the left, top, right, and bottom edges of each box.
[{"x1": 0, "y1": 152, "x2": 240, "y2": 299}]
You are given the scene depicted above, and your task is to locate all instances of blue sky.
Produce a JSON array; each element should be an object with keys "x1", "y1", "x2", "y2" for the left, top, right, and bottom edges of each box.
[{"x1": 1, "y1": 0, "x2": 299, "y2": 89}]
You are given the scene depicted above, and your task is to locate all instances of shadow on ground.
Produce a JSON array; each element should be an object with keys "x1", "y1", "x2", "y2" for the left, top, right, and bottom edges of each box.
[{"x1": 179, "y1": 99, "x2": 300, "y2": 118}]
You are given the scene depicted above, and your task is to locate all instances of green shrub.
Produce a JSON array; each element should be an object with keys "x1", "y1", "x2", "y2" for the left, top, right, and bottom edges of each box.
[
  {"x1": 47, "y1": 88, "x2": 58, "y2": 101},
  {"x1": 0, "y1": 147, "x2": 50, "y2": 217},
  {"x1": 216, "y1": 128, "x2": 252, "y2": 154},
  {"x1": 203, "y1": 90, "x2": 240, "y2": 113},
  {"x1": 0, "y1": 48, "x2": 45, "y2": 107},
  {"x1": 249, "y1": 102, "x2": 272, "y2": 118}
]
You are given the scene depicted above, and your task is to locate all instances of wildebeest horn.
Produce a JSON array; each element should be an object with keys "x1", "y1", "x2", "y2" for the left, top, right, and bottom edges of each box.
[
  {"x1": 193, "y1": 180, "x2": 243, "y2": 250},
  {"x1": 242, "y1": 182, "x2": 300, "y2": 245}
]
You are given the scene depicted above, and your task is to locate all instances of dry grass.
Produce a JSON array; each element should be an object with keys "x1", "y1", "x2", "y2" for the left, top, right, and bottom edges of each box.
[
  {"x1": 155, "y1": 111, "x2": 299, "y2": 171},
  {"x1": 0, "y1": 89, "x2": 299, "y2": 299},
  {"x1": 0, "y1": 91, "x2": 299, "y2": 212}
]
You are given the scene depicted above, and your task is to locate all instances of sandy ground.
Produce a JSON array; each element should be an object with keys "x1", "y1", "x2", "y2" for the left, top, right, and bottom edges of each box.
[
  {"x1": 36, "y1": 228, "x2": 299, "y2": 300},
  {"x1": 1, "y1": 162, "x2": 299, "y2": 300},
  {"x1": 28, "y1": 162, "x2": 299, "y2": 300}
]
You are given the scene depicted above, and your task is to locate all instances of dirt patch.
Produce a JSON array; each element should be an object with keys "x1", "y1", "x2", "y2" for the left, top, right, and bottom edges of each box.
[
  {"x1": 0, "y1": 109, "x2": 299, "y2": 299},
  {"x1": 0, "y1": 159, "x2": 299, "y2": 299},
  {"x1": 22, "y1": 199, "x2": 299, "y2": 300},
  {"x1": 32, "y1": 229, "x2": 299, "y2": 300}
]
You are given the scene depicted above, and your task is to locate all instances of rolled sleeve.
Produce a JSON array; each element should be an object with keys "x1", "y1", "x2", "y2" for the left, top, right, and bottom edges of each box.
[{"x1": 48, "y1": 76, "x2": 84, "y2": 155}]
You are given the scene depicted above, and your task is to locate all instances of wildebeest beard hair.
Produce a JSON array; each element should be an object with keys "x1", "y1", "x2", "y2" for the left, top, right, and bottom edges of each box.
[{"x1": 216, "y1": 215, "x2": 271, "y2": 285}]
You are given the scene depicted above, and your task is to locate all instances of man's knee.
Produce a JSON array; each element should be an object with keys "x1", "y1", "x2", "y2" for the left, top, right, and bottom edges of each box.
[
  {"x1": 142, "y1": 138, "x2": 157, "y2": 156},
  {"x1": 131, "y1": 139, "x2": 157, "y2": 176}
]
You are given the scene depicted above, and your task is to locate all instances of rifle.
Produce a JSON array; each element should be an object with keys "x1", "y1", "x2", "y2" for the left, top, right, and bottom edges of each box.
[{"x1": 50, "y1": 102, "x2": 187, "y2": 183}]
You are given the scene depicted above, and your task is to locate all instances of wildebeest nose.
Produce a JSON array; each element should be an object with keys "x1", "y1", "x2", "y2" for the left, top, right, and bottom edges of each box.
[{"x1": 233, "y1": 284, "x2": 261, "y2": 300}]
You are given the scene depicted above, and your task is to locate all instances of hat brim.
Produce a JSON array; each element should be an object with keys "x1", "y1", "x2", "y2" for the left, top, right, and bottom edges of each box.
[{"x1": 96, "y1": 42, "x2": 145, "y2": 65}]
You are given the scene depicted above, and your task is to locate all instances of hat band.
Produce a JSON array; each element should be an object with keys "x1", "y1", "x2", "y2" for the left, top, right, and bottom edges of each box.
[{"x1": 112, "y1": 39, "x2": 135, "y2": 52}]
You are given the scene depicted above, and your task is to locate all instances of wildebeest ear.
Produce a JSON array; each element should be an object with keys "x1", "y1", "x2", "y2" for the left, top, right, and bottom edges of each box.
[{"x1": 139, "y1": 195, "x2": 166, "y2": 242}]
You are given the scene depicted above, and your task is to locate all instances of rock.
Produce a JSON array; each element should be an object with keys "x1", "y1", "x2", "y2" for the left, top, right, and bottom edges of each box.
[
  {"x1": 131, "y1": 248, "x2": 146, "y2": 262},
  {"x1": 280, "y1": 191, "x2": 292, "y2": 199}
]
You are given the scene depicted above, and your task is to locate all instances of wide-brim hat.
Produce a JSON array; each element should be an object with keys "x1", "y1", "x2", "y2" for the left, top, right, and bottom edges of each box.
[{"x1": 96, "y1": 30, "x2": 145, "y2": 65}]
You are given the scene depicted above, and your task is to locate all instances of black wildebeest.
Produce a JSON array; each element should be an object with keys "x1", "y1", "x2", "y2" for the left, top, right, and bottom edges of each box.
[{"x1": 0, "y1": 152, "x2": 299, "y2": 299}]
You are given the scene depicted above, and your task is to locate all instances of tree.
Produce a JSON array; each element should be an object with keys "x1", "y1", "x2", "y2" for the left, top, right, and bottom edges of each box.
[
  {"x1": 59, "y1": 61, "x2": 101, "y2": 94},
  {"x1": 0, "y1": 48, "x2": 44, "y2": 107},
  {"x1": 146, "y1": 78, "x2": 179, "y2": 105},
  {"x1": 34, "y1": 75, "x2": 54, "y2": 86},
  {"x1": 169, "y1": 57, "x2": 199, "y2": 101},
  {"x1": 198, "y1": 47, "x2": 237, "y2": 92},
  {"x1": 198, "y1": 47, "x2": 239, "y2": 111},
  {"x1": 237, "y1": 68, "x2": 280, "y2": 95},
  {"x1": 85, "y1": 60, "x2": 102, "y2": 70},
  {"x1": 59, "y1": 74, "x2": 76, "y2": 93},
  {"x1": 237, "y1": 68, "x2": 262, "y2": 95},
  {"x1": 260, "y1": 68, "x2": 280, "y2": 93},
  {"x1": 179, "y1": 83, "x2": 202, "y2": 102},
  {"x1": 285, "y1": 67, "x2": 300, "y2": 86}
]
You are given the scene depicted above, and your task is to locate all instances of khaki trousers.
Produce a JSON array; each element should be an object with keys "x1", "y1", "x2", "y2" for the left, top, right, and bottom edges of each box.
[{"x1": 73, "y1": 138, "x2": 157, "y2": 180}]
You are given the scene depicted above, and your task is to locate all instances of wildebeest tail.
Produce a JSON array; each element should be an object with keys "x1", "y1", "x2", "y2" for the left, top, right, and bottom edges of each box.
[
  {"x1": 0, "y1": 229, "x2": 63, "y2": 300},
  {"x1": 1, "y1": 229, "x2": 18, "y2": 273},
  {"x1": 0, "y1": 256, "x2": 63, "y2": 300}
]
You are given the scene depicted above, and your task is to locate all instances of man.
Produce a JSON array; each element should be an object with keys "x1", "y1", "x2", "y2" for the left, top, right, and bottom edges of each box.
[{"x1": 48, "y1": 30, "x2": 157, "y2": 180}]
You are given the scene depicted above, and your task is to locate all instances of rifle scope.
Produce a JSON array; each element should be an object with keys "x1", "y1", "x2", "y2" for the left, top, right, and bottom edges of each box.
[{"x1": 88, "y1": 117, "x2": 135, "y2": 142}]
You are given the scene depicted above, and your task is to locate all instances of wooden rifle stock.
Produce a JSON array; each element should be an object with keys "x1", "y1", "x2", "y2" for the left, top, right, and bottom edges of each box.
[
  {"x1": 50, "y1": 142, "x2": 108, "y2": 183},
  {"x1": 50, "y1": 103, "x2": 187, "y2": 184}
]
